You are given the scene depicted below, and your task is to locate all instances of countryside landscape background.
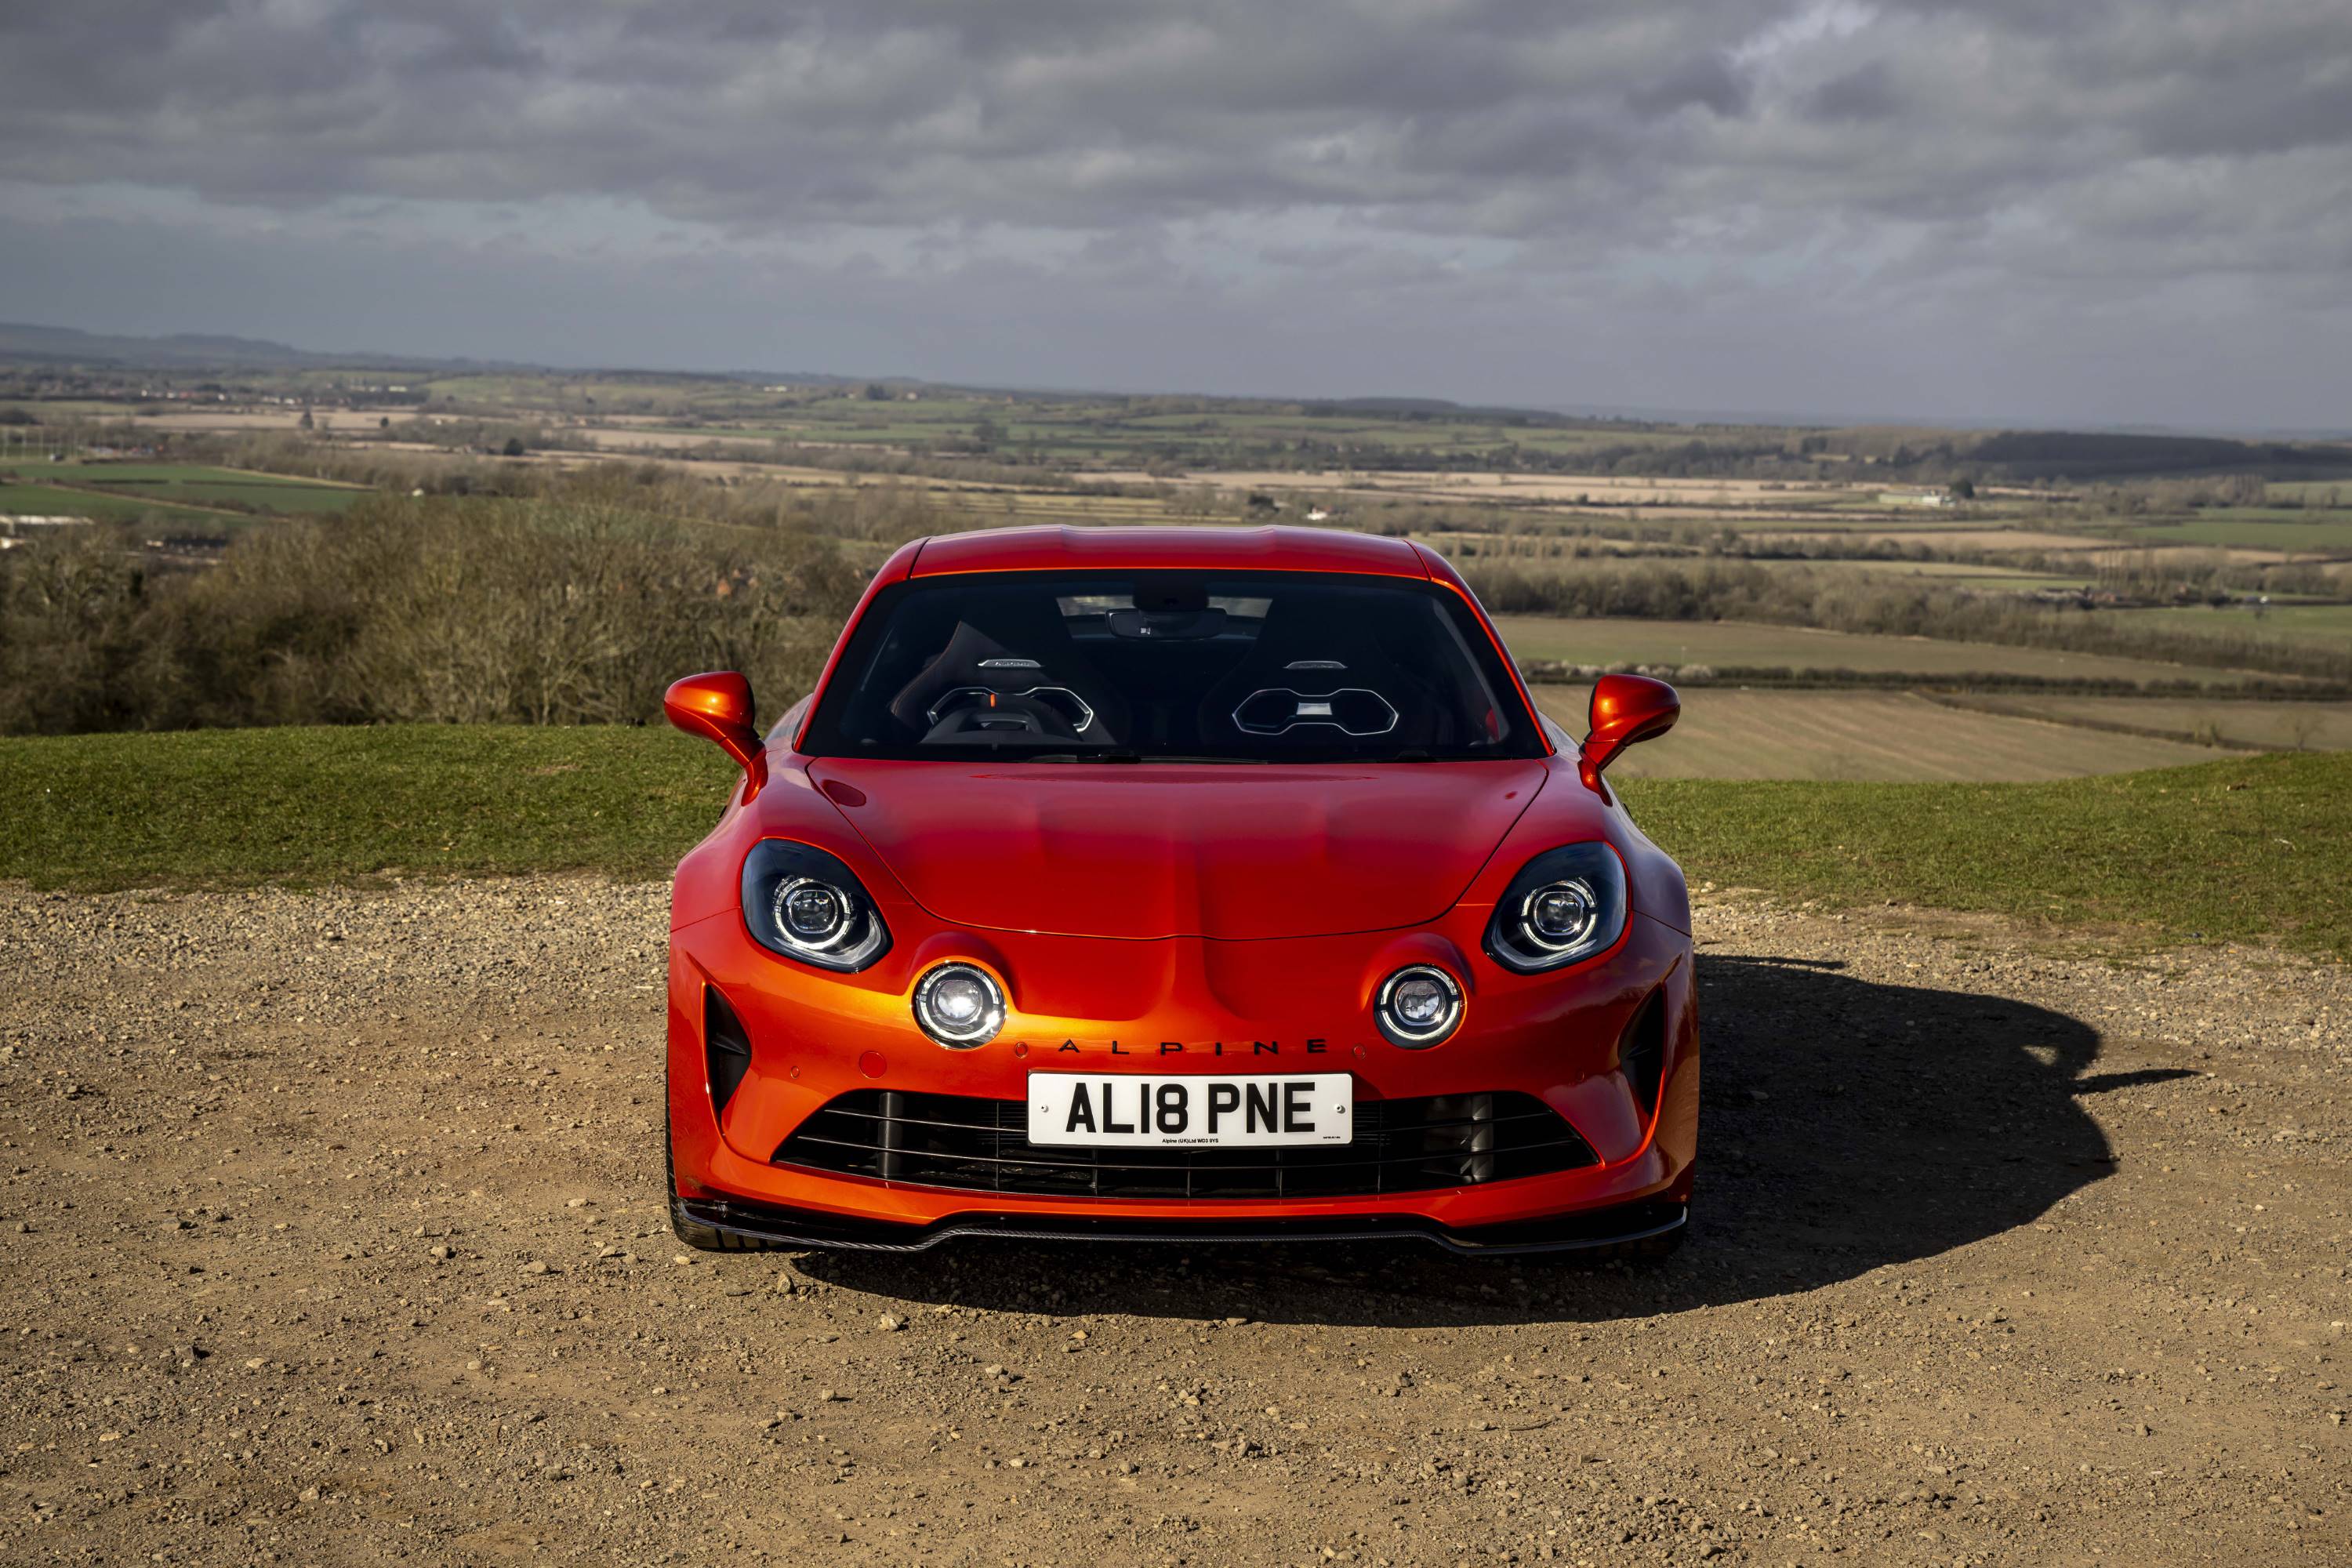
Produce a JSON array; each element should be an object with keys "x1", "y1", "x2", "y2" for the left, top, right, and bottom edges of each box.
[{"x1": 4, "y1": 318, "x2": 2347, "y2": 955}]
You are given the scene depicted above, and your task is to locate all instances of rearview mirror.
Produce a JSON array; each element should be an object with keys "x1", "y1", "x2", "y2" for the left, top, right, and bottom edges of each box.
[
  {"x1": 1581, "y1": 673, "x2": 1679, "y2": 782},
  {"x1": 665, "y1": 671, "x2": 768, "y2": 797}
]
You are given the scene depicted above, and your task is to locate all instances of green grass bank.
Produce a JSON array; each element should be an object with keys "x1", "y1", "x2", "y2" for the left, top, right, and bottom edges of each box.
[{"x1": 2, "y1": 726, "x2": 2344, "y2": 959}]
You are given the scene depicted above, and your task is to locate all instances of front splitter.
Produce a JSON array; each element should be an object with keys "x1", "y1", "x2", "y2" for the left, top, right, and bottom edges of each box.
[{"x1": 673, "y1": 1192, "x2": 1686, "y2": 1256}]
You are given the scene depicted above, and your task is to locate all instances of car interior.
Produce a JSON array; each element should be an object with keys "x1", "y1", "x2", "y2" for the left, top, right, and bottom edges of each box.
[{"x1": 815, "y1": 573, "x2": 1530, "y2": 760}]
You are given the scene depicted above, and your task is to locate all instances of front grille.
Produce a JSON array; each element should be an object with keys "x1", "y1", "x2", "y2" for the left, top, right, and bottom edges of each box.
[{"x1": 772, "y1": 1089, "x2": 1596, "y2": 1200}]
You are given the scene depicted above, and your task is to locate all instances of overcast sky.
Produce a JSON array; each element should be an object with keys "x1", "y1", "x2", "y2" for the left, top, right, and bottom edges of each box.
[{"x1": 3, "y1": 1, "x2": 2347, "y2": 430}]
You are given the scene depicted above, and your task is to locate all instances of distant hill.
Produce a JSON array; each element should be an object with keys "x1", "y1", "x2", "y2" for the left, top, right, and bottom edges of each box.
[
  {"x1": 0, "y1": 321, "x2": 873, "y2": 387},
  {"x1": 0, "y1": 321, "x2": 334, "y2": 368},
  {"x1": 0, "y1": 321, "x2": 545, "y2": 375}
]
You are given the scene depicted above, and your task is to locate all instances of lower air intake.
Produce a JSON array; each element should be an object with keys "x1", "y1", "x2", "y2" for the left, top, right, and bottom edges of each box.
[{"x1": 773, "y1": 1089, "x2": 1595, "y2": 1200}]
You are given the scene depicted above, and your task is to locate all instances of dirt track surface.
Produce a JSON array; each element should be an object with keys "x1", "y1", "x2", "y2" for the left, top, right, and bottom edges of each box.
[{"x1": 2, "y1": 880, "x2": 2347, "y2": 1567}]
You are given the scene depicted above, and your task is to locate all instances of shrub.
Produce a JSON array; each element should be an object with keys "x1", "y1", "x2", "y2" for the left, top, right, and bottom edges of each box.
[{"x1": 0, "y1": 494, "x2": 861, "y2": 734}]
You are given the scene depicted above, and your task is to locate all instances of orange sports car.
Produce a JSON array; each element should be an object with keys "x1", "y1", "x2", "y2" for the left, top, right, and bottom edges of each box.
[{"x1": 662, "y1": 525, "x2": 1694, "y2": 1255}]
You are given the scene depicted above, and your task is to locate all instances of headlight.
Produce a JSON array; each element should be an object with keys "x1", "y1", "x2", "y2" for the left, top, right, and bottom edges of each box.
[
  {"x1": 740, "y1": 841, "x2": 891, "y2": 971},
  {"x1": 1484, "y1": 842, "x2": 1628, "y2": 973},
  {"x1": 1375, "y1": 964, "x2": 1463, "y2": 1047},
  {"x1": 913, "y1": 963, "x2": 1005, "y2": 1048}
]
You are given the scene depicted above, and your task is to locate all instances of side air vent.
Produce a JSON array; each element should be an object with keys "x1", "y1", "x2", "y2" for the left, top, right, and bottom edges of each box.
[
  {"x1": 1617, "y1": 988, "x2": 1667, "y2": 1123},
  {"x1": 705, "y1": 986, "x2": 753, "y2": 1116}
]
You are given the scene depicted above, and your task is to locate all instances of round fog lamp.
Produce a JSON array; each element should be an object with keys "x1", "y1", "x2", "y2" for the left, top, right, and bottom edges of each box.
[
  {"x1": 913, "y1": 963, "x2": 1006, "y2": 1048},
  {"x1": 1393, "y1": 976, "x2": 1449, "y2": 1027},
  {"x1": 1375, "y1": 964, "x2": 1463, "y2": 1048}
]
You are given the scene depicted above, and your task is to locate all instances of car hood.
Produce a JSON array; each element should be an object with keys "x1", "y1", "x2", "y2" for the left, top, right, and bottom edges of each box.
[{"x1": 804, "y1": 759, "x2": 1552, "y2": 941}]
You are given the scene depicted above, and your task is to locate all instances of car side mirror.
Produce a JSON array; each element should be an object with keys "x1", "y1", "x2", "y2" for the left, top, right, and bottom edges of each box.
[
  {"x1": 1581, "y1": 673, "x2": 1679, "y2": 782},
  {"x1": 665, "y1": 671, "x2": 768, "y2": 797}
]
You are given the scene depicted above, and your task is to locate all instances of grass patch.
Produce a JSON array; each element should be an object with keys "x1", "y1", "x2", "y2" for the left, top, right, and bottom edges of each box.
[
  {"x1": 0, "y1": 725, "x2": 736, "y2": 889},
  {"x1": 2, "y1": 727, "x2": 2345, "y2": 960},
  {"x1": 1624, "y1": 750, "x2": 2351, "y2": 959}
]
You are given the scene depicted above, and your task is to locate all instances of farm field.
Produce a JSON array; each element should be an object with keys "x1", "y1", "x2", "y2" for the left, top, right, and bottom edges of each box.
[
  {"x1": 1490, "y1": 615, "x2": 2273, "y2": 686},
  {"x1": 1941, "y1": 694, "x2": 2352, "y2": 752},
  {"x1": 524, "y1": 401, "x2": 1710, "y2": 466},
  {"x1": 1528, "y1": 688, "x2": 2229, "y2": 780},
  {"x1": 0, "y1": 481, "x2": 224, "y2": 528},
  {"x1": 1744, "y1": 524, "x2": 2134, "y2": 550},
  {"x1": 1823, "y1": 559, "x2": 2101, "y2": 592},
  {"x1": 1095, "y1": 467, "x2": 1862, "y2": 509},
  {"x1": 63, "y1": 463, "x2": 364, "y2": 512},
  {"x1": 1, "y1": 463, "x2": 364, "y2": 521},
  {"x1": 2096, "y1": 511, "x2": 2352, "y2": 553},
  {"x1": 2111, "y1": 601, "x2": 2352, "y2": 648}
]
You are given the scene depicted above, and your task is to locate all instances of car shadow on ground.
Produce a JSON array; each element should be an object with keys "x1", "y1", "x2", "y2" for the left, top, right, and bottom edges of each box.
[{"x1": 795, "y1": 953, "x2": 2196, "y2": 1327}]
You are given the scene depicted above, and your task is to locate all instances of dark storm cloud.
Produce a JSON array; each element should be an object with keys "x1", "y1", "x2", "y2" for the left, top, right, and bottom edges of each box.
[
  {"x1": 2, "y1": 0, "x2": 2347, "y2": 425},
  {"x1": 5, "y1": 0, "x2": 2336, "y2": 232}
]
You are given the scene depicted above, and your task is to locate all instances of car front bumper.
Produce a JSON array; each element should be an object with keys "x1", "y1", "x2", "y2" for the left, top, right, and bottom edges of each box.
[{"x1": 665, "y1": 902, "x2": 1698, "y2": 1248}]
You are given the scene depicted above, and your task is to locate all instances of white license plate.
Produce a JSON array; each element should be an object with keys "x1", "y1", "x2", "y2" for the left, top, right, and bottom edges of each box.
[{"x1": 1026, "y1": 1073, "x2": 1353, "y2": 1148}]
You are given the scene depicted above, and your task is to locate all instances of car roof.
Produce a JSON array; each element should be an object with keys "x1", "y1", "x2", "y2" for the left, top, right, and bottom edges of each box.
[{"x1": 906, "y1": 524, "x2": 1432, "y2": 579}]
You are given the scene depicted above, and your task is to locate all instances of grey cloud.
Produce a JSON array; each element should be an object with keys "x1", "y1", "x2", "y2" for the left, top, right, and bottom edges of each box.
[
  {"x1": 1804, "y1": 62, "x2": 1899, "y2": 123},
  {"x1": 8, "y1": 2, "x2": 2344, "y2": 238},
  {"x1": 1, "y1": 0, "x2": 2347, "y2": 426}
]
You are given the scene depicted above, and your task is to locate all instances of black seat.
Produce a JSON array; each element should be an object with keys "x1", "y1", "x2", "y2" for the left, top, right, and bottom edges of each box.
[
  {"x1": 887, "y1": 608, "x2": 1130, "y2": 744},
  {"x1": 1195, "y1": 597, "x2": 1444, "y2": 750}
]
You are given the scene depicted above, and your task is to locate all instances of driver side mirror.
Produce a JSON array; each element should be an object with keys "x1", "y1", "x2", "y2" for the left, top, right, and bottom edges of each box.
[
  {"x1": 665, "y1": 670, "x2": 768, "y2": 798},
  {"x1": 1581, "y1": 673, "x2": 1679, "y2": 783}
]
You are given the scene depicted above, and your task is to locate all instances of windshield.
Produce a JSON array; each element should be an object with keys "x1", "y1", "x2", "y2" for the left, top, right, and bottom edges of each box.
[{"x1": 802, "y1": 570, "x2": 1541, "y2": 763}]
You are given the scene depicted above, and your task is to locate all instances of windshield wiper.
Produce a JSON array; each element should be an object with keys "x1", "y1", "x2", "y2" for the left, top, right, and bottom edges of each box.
[{"x1": 1376, "y1": 747, "x2": 1437, "y2": 763}]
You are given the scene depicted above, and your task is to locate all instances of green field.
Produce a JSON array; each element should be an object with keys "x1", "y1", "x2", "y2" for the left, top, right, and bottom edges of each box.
[
  {"x1": 2109, "y1": 601, "x2": 2352, "y2": 648},
  {"x1": 2, "y1": 726, "x2": 2345, "y2": 959},
  {"x1": 48, "y1": 462, "x2": 339, "y2": 486},
  {"x1": 55, "y1": 463, "x2": 365, "y2": 514},
  {"x1": 1, "y1": 463, "x2": 364, "y2": 523},
  {"x1": 2096, "y1": 511, "x2": 2352, "y2": 553},
  {"x1": 1530, "y1": 689, "x2": 2229, "y2": 781},
  {"x1": 1492, "y1": 615, "x2": 2270, "y2": 686},
  {"x1": 0, "y1": 481, "x2": 225, "y2": 528}
]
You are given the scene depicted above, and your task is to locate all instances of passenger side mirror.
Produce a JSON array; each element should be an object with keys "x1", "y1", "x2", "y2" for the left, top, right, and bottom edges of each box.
[
  {"x1": 1581, "y1": 673, "x2": 1679, "y2": 781},
  {"x1": 665, "y1": 671, "x2": 768, "y2": 797}
]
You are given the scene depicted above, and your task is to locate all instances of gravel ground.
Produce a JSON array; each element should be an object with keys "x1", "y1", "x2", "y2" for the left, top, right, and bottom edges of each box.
[{"x1": 1, "y1": 877, "x2": 2346, "y2": 1566}]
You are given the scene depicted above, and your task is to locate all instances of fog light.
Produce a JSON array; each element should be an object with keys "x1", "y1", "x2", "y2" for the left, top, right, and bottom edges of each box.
[
  {"x1": 913, "y1": 963, "x2": 1005, "y2": 1048},
  {"x1": 1375, "y1": 965, "x2": 1463, "y2": 1048}
]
